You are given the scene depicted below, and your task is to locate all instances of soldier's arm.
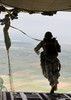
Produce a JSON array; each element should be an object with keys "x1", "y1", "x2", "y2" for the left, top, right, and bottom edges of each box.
[{"x1": 34, "y1": 41, "x2": 42, "y2": 55}]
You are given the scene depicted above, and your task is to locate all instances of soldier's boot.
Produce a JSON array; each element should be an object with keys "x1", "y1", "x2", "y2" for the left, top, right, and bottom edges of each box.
[
  {"x1": 50, "y1": 85, "x2": 55, "y2": 94},
  {"x1": 50, "y1": 84, "x2": 57, "y2": 93}
]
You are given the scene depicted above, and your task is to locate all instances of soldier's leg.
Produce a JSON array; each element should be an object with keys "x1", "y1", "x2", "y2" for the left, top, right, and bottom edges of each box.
[
  {"x1": 47, "y1": 62, "x2": 55, "y2": 85},
  {"x1": 50, "y1": 58, "x2": 61, "y2": 93},
  {"x1": 45, "y1": 62, "x2": 55, "y2": 93}
]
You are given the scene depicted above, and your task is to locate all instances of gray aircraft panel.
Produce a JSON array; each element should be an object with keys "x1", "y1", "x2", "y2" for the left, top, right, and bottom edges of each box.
[{"x1": 0, "y1": 0, "x2": 71, "y2": 12}]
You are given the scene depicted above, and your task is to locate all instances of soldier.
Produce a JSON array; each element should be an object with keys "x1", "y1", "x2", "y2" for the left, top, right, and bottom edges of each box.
[{"x1": 34, "y1": 31, "x2": 61, "y2": 93}]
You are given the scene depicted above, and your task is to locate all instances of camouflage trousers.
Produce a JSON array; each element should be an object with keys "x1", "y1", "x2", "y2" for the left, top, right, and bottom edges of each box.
[{"x1": 40, "y1": 52, "x2": 61, "y2": 86}]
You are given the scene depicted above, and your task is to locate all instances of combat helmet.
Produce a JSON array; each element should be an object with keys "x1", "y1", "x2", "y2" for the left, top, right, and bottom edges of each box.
[{"x1": 44, "y1": 31, "x2": 53, "y2": 38}]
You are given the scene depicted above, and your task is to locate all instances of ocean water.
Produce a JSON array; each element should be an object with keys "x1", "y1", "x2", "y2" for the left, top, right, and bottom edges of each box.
[{"x1": 0, "y1": 40, "x2": 71, "y2": 93}]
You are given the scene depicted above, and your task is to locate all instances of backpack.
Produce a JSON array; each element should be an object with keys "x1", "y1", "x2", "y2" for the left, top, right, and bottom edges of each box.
[{"x1": 43, "y1": 38, "x2": 60, "y2": 57}]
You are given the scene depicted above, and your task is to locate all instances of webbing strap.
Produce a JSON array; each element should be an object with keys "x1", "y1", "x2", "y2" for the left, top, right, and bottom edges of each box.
[{"x1": 10, "y1": 25, "x2": 41, "y2": 41}]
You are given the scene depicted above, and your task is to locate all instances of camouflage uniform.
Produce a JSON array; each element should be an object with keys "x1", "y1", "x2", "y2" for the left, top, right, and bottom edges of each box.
[
  {"x1": 34, "y1": 35, "x2": 61, "y2": 93},
  {"x1": 40, "y1": 52, "x2": 61, "y2": 86}
]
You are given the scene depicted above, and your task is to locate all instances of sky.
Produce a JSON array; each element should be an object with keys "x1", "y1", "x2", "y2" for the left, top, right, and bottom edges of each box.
[{"x1": 0, "y1": 11, "x2": 71, "y2": 44}]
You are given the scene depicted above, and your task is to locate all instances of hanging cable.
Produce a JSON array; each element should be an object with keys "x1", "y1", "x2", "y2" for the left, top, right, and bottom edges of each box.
[
  {"x1": 7, "y1": 52, "x2": 15, "y2": 92},
  {"x1": 10, "y1": 25, "x2": 41, "y2": 41}
]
